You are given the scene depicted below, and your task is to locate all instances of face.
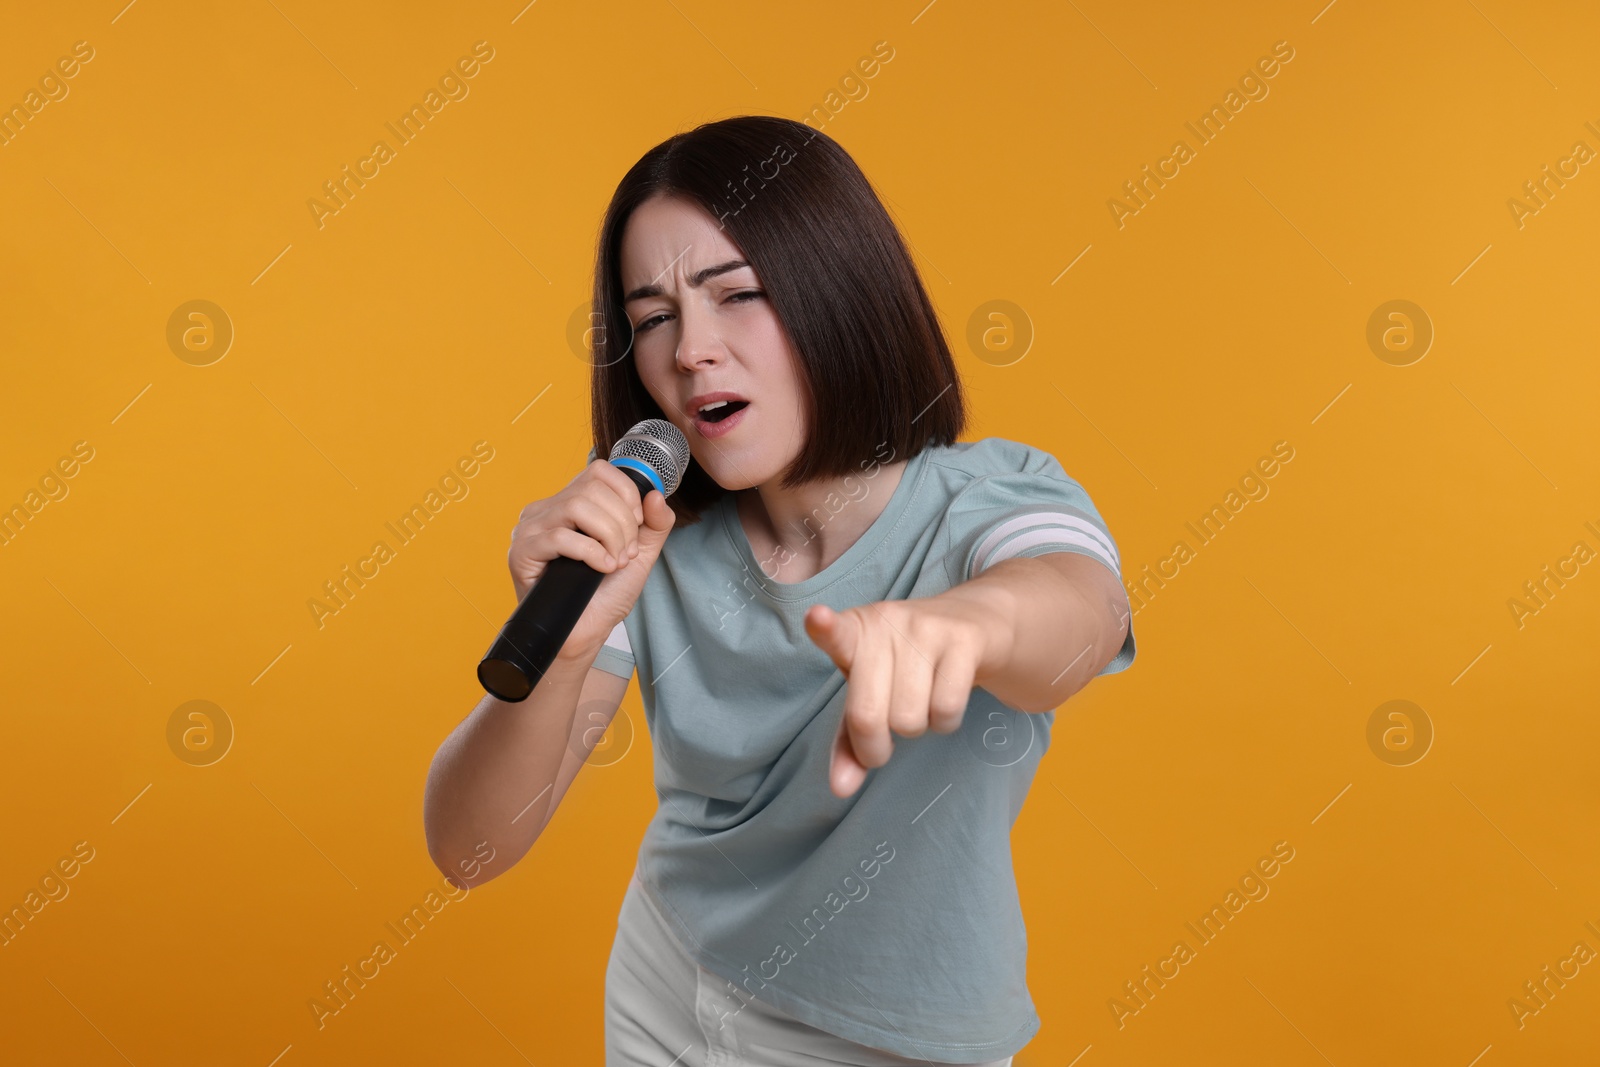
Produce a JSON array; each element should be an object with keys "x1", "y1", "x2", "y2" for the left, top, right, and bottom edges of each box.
[{"x1": 619, "y1": 194, "x2": 811, "y2": 490}]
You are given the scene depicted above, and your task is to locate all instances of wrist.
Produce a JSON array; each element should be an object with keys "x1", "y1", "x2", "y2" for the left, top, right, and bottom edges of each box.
[
  {"x1": 930, "y1": 577, "x2": 1018, "y2": 689},
  {"x1": 553, "y1": 641, "x2": 604, "y2": 670},
  {"x1": 502, "y1": 652, "x2": 593, "y2": 701}
]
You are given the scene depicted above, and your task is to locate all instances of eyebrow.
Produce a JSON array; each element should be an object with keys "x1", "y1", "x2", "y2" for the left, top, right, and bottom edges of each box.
[{"x1": 623, "y1": 258, "x2": 752, "y2": 303}]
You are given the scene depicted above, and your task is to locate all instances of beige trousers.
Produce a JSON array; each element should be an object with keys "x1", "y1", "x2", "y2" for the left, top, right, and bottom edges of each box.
[{"x1": 604, "y1": 868, "x2": 1016, "y2": 1067}]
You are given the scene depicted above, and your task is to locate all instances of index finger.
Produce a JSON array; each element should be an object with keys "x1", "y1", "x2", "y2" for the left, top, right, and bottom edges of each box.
[{"x1": 587, "y1": 458, "x2": 645, "y2": 522}]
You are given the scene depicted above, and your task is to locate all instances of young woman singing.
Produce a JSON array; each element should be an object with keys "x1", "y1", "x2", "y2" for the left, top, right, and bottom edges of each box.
[{"x1": 425, "y1": 114, "x2": 1136, "y2": 1066}]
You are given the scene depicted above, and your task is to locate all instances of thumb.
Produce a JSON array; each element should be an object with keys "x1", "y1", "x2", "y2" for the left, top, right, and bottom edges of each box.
[{"x1": 636, "y1": 489, "x2": 676, "y2": 552}]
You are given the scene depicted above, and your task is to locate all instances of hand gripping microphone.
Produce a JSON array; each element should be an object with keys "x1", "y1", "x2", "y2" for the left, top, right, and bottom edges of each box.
[{"x1": 477, "y1": 419, "x2": 690, "y2": 703}]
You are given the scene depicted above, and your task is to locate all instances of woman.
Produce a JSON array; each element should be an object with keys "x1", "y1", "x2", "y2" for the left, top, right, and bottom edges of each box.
[{"x1": 424, "y1": 115, "x2": 1136, "y2": 1065}]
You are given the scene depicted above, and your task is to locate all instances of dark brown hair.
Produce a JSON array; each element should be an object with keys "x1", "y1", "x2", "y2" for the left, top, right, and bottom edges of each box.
[{"x1": 589, "y1": 114, "x2": 966, "y2": 525}]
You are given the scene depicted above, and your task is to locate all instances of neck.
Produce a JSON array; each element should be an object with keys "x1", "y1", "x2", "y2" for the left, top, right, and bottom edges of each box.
[{"x1": 736, "y1": 458, "x2": 910, "y2": 580}]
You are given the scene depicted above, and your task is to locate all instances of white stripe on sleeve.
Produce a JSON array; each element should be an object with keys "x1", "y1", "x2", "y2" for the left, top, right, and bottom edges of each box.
[
  {"x1": 604, "y1": 620, "x2": 632, "y2": 657},
  {"x1": 971, "y1": 512, "x2": 1119, "y2": 578}
]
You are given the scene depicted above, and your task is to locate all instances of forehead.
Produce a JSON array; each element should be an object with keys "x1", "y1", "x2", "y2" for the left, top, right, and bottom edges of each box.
[{"x1": 619, "y1": 195, "x2": 747, "y2": 289}]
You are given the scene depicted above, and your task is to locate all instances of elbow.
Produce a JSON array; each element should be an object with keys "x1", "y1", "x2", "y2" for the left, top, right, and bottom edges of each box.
[
  {"x1": 1014, "y1": 689, "x2": 1069, "y2": 715},
  {"x1": 433, "y1": 861, "x2": 471, "y2": 892},
  {"x1": 423, "y1": 784, "x2": 511, "y2": 890},
  {"x1": 424, "y1": 835, "x2": 467, "y2": 889},
  {"x1": 429, "y1": 852, "x2": 489, "y2": 892},
  {"x1": 1012, "y1": 648, "x2": 1106, "y2": 713},
  {"x1": 427, "y1": 835, "x2": 508, "y2": 891},
  {"x1": 421, "y1": 790, "x2": 461, "y2": 885}
]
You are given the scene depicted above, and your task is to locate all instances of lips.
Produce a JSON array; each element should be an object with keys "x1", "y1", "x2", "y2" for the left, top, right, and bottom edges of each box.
[
  {"x1": 697, "y1": 400, "x2": 748, "y2": 424},
  {"x1": 684, "y1": 390, "x2": 749, "y2": 419},
  {"x1": 688, "y1": 396, "x2": 751, "y2": 439}
]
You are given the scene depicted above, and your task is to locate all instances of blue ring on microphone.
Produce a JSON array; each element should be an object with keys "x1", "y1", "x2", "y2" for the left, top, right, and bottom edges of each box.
[{"x1": 611, "y1": 457, "x2": 665, "y2": 496}]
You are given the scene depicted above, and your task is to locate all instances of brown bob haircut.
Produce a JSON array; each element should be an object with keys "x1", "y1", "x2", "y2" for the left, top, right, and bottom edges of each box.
[{"x1": 589, "y1": 114, "x2": 966, "y2": 526}]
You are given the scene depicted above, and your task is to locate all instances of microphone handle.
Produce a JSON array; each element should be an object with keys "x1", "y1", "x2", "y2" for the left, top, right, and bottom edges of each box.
[{"x1": 476, "y1": 466, "x2": 655, "y2": 703}]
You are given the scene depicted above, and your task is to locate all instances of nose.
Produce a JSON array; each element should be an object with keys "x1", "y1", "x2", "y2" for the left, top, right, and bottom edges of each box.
[{"x1": 673, "y1": 296, "x2": 724, "y2": 372}]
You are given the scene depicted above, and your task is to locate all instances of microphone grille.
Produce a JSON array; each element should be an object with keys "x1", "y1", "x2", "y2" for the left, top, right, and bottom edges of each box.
[{"x1": 610, "y1": 418, "x2": 691, "y2": 496}]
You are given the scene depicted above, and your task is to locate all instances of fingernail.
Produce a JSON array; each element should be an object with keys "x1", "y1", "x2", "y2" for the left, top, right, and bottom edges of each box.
[{"x1": 605, "y1": 554, "x2": 616, "y2": 567}]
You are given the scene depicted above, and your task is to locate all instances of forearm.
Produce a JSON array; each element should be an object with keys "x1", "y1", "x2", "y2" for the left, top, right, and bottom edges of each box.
[
  {"x1": 934, "y1": 554, "x2": 1128, "y2": 713},
  {"x1": 422, "y1": 654, "x2": 592, "y2": 886}
]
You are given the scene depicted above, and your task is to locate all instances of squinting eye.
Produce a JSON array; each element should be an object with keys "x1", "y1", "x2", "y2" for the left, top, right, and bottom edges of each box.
[{"x1": 637, "y1": 292, "x2": 761, "y2": 332}]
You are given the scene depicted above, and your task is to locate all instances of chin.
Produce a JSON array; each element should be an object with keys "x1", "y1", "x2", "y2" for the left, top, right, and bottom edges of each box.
[
  {"x1": 706, "y1": 469, "x2": 759, "y2": 492},
  {"x1": 697, "y1": 455, "x2": 775, "y2": 494}
]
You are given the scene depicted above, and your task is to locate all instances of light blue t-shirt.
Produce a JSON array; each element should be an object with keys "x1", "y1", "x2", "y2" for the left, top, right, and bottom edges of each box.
[{"x1": 587, "y1": 435, "x2": 1136, "y2": 1061}]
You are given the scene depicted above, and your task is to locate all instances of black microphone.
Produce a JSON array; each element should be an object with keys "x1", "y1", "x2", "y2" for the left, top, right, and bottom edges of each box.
[{"x1": 477, "y1": 419, "x2": 690, "y2": 703}]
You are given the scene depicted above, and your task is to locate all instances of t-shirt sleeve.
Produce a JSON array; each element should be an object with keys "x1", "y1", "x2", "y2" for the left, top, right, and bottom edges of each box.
[
  {"x1": 589, "y1": 619, "x2": 635, "y2": 679},
  {"x1": 940, "y1": 444, "x2": 1136, "y2": 676}
]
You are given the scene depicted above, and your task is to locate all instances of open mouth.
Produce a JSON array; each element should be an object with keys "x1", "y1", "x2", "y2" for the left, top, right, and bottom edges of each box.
[{"x1": 697, "y1": 400, "x2": 749, "y2": 424}]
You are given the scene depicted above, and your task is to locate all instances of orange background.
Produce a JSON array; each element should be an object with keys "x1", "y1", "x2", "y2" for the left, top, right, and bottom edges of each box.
[{"x1": 3, "y1": 1, "x2": 1597, "y2": 1064}]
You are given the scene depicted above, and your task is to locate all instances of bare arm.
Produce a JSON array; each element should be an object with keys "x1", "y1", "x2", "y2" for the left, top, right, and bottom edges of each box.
[
  {"x1": 806, "y1": 551, "x2": 1132, "y2": 796},
  {"x1": 423, "y1": 456, "x2": 672, "y2": 887},
  {"x1": 941, "y1": 552, "x2": 1131, "y2": 713},
  {"x1": 423, "y1": 652, "x2": 630, "y2": 889}
]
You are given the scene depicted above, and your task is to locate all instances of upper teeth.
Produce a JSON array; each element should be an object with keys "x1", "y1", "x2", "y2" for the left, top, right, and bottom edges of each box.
[{"x1": 699, "y1": 400, "x2": 732, "y2": 414}]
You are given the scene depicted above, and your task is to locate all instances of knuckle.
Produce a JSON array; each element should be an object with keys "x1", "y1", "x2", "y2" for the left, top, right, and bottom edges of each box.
[
  {"x1": 893, "y1": 715, "x2": 927, "y2": 738},
  {"x1": 889, "y1": 697, "x2": 926, "y2": 729}
]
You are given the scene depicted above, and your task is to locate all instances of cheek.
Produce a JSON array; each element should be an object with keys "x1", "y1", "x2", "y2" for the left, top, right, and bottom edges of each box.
[{"x1": 747, "y1": 319, "x2": 806, "y2": 400}]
